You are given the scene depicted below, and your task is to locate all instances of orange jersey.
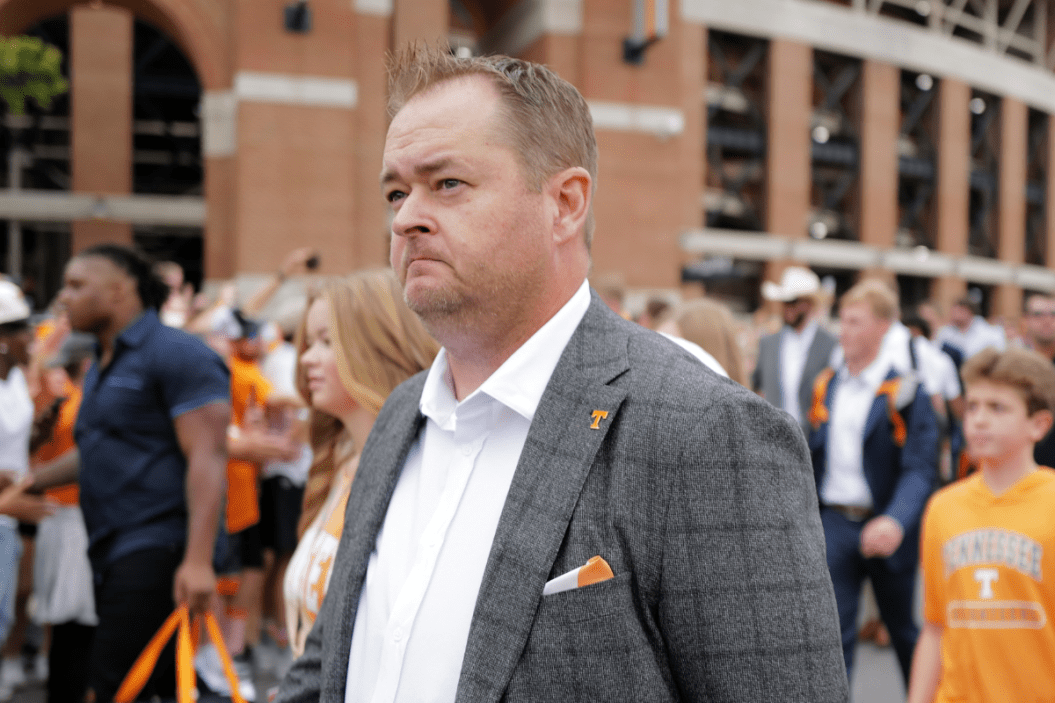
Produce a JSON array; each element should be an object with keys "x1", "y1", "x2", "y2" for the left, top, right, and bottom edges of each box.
[
  {"x1": 31, "y1": 380, "x2": 81, "y2": 506},
  {"x1": 921, "y1": 467, "x2": 1055, "y2": 703},
  {"x1": 225, "y1": 356, "x2": 273, "y2": 533}
]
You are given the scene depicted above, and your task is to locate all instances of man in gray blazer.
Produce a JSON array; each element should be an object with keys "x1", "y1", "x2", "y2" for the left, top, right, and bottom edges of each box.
[
  {"x1": 752, "y1": 267, "x2": 838, "y2": 437},
  {"x1": 277, "y1": 46, "x2": 847, "y2": 703}
]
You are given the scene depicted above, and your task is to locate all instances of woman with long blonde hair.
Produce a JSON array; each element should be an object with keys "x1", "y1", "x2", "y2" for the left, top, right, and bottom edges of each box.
[
  {"x1": 283, "y1": 270, "x2": 438, "y2": 657},
  {"x1": 657, "y1": 298, "x2": 748, "y2": 386}
]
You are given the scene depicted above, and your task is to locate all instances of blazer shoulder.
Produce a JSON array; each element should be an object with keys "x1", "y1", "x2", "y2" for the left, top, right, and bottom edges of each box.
[{"x1": 625, "y1": 327, "x2": 738, "y2": 395}]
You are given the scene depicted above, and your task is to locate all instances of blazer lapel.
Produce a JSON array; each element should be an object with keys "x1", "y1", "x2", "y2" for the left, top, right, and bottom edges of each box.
[
  {"x1": 454, "y1": 293, "x2": 630, "y2": 703},
  {"x1": 862, "y1": 375, "x2": 894, "y2": 443},
  {"x1": 321, "y1": 374, "x2": 428, "y2": 701}
]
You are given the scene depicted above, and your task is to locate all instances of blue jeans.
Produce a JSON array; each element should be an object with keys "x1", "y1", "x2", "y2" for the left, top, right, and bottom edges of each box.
[
  {"x1": 821, "y1": 507, "x2": 919, "y2": 684},
  {"x1": 0, "y1": 523, "x2": 24, "y2": 647}
]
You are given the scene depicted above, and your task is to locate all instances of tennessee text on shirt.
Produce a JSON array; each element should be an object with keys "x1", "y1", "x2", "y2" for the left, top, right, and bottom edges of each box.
[{"x1": 942, "y1": 528, "x2": 1043, "y2": 581}]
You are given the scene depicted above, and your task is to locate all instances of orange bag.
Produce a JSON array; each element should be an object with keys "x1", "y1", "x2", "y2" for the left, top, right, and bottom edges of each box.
[{"x1": 113, "y1": 605, "x2": 247, "y2": 703}]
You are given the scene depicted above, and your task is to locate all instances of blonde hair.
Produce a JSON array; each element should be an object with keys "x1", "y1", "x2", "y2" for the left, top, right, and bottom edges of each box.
[
  {"x1": 961, "y1": 347, "x2": 1055, "y2": 416},
  {"x1": 295, "y1": 270, "x2": 439, "y2": 535},
  {"x1": 666, "y1": 298, "x2": 747, "y2": 386},
  {"x1": 387, "y1": 44, "x2": 597, "y2": 245},
  {"x1": 840, "y1": 279, "x2": 899, "y2": 322}
]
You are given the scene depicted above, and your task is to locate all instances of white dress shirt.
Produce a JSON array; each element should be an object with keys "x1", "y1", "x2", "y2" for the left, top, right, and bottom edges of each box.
[
  {"x1": 936, "y1": 316, "x2": 1006, "y2": 360},
  {"x1": 820, "y1": 357, "x2": 889, "y2": 508},
  {"x1": 878, "y1": 322, "x2": 961, "y2": 401},
  {"x1": 779, "y1": 321, "x2": 819, "y2": 424},
  {"x1": 0, "y1": 367, "x2": 31, "y2": 530},
  {"x1": 345, "y1": 281, "x2": 592, "y2": 703}
]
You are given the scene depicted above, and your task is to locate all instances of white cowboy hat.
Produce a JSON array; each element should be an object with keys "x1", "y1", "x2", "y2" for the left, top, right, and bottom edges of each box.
[
  {"x1": 0, "y1": 280, "x2": 30, "y2": 326},
  {"x1": 760, "y1": 266, "x2": 822, "y2": 303}
]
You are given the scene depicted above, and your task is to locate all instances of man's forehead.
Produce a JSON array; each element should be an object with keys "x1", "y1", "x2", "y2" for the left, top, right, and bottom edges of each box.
[{"x1": 69, "y1": 255, "x2": 123, "y2": 281}]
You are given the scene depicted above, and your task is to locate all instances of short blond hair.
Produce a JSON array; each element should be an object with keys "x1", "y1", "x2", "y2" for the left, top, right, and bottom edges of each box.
[
  {"x1": 840, "y1": 279, "x2": 899, "y2": 321},
  {"x1": 387, "y1": 44, "x2": 598, "y2": 245},
  {"x1": 962, "y1": 347, "x2": 1055, "y2": 416}
]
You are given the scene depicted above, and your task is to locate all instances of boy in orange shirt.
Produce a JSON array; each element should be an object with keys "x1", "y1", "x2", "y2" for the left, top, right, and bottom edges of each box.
[{"x1": 908, "y1": 347, "x2": 1055, "y2": 703}]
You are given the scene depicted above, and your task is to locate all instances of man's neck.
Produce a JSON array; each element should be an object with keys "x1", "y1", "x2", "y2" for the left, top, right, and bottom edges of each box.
[
  {"x1": 956, "y1": 318, "x2": 973, "y2": 333},
  {"x1": 98, "y1": 306, "x2": 144, "y2": 365},
  {"x1": 981, "y1": 448, "x2": 1037, "y2": 496},
  {"x1": 844, "y1": 350, "x2": 879, "y2": 377},
  {"x1": 436, "y1": 285, "x2": 581, "y2": 401}
]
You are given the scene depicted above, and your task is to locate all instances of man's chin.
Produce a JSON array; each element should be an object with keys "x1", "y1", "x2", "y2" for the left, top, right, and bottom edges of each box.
[{"x1": 403, "y1": 281, "x2": 463, "y2": 319}]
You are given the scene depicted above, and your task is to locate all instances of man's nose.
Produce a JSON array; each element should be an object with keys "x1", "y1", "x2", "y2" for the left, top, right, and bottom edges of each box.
[{"x1": 391, "y1": 190, "x2": 433, "y2": 238}]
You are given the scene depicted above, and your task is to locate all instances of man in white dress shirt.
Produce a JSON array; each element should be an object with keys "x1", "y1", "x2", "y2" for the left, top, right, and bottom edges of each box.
[
  {"x1": 808, "y1": 281, "x2": 938, "y2": 685},
  {"x1": 277, "y1": 45, "x2": 846, "y2": 703},
  {"x1": 935, "y1": 296, "x2": 1006, "y2": 360}
]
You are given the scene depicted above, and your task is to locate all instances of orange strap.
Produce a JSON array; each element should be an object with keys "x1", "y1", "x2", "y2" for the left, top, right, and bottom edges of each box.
[
  {"x1": 809, "y1": 368, "x2": 835, "y2": 430},
  {"x1": 876, "y1": 378, "x2": 907, "y2": 448},
  {"x1": 114, "y1": 606, "x2": 247, "y2": 703}
]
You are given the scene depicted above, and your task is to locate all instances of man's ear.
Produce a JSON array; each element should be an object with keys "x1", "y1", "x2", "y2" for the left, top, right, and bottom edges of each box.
[
  {"x1": 1029, "y1": 409, "x2": 1053, "y2": 443},
  {"x1": 548, "y1": 166, "x2": 591, "y2": 246}
]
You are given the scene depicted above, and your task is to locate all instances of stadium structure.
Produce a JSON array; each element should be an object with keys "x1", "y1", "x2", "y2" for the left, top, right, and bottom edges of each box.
[{"x1": 0, "y1": 0, "x2": 1053, "y2": 318}]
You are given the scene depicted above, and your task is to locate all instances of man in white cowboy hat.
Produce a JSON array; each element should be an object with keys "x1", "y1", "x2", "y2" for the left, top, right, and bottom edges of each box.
[{"x1": 752, "y1": 265, "x2": 838, "y2": 436}]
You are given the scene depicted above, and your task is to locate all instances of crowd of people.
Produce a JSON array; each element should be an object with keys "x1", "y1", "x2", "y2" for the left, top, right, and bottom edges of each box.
[{"x1": 0, "y1": 45, "x2": 1053, "y2": 703}]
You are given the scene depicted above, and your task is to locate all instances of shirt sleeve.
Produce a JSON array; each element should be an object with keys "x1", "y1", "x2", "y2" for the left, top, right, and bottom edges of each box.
[
  {"x1": 157, "y1": 333, "x2": 231, "y2": 419},
  {"x1": 921, "y1": 496, "x2": 946, "y2": 625}
]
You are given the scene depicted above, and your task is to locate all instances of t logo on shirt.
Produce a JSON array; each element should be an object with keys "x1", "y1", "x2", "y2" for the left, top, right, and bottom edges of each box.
[{"x1": 974, "y1": 568, "x2": 999, "y2": 599}]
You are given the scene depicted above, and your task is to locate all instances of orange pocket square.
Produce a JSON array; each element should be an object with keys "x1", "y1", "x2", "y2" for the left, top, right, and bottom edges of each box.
[{"x1": 542, "y1": 556, "x2": 615, "y2": 596}]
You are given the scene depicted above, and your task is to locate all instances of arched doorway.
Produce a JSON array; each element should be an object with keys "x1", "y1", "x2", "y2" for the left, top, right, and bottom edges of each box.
[{"x1": 0, "y1": 0, "x2": 223, "y2": 306}]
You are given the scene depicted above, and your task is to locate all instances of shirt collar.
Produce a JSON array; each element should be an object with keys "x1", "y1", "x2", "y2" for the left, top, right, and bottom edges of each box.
[
  {"x1": 419, "y1": 280, "x2": 591, "y2": 426},
  {"x1": 838, "y1": 352, "x2": 889, "y2": 390},
  {"x1": 115, "y1": 310, "x2": 157, "y2": 350}
]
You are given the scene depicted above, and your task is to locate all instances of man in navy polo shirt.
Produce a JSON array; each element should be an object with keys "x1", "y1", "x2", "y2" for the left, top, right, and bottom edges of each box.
[{"x1": 42, "y1": 245, "x2": 230, "y2": 701}]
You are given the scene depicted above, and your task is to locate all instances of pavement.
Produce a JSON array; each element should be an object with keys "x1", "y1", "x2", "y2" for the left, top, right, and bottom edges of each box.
[
  {"x1": 6, "y1": 636, "x2": 293, "y2": 703},
  {"x1": 6, "y1": 639, "x2": 905, "y2": 703}
]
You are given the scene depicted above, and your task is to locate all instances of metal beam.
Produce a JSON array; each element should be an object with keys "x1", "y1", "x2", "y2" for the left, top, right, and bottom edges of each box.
[
  {"x1": 681, "y1": 0, "x2": 1055, "y2": 114},
  {"x1": 680, "y1": 227, "x2": 1055, "y2": 290},
  {"x1": 0, "y1": 190, "x2": 205, "y2": 226}
]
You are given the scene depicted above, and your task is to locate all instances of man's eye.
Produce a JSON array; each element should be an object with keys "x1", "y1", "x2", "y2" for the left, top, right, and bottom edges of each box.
[
  {"x1": 386, "y1": 190, "x2": 406, "y2": 203},
  {"x1": 440, "y1": 179, "x2": 461, "y2": 189}
]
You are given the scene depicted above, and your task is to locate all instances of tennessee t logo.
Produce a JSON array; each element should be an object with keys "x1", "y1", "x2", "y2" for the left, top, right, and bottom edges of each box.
[
  {"x1": 590, "y1": 410, "x2": 609, "y2": 429},
  {"x1": 975, "y1": 568, "x2": 999, "y2": 599}
]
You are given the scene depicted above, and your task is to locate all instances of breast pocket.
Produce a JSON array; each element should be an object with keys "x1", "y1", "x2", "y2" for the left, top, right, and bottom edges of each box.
[{"x1": 505, "y1": 574, "x2": 670, "y2": 703}]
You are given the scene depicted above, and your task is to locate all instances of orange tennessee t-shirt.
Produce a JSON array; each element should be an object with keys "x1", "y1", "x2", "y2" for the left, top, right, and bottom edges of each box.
[
  {"x1": 921, "y1": 467, "x2": 1055, "y2": 703},
  {"x1": 31, "y1": 379, "x2": 81, "y2": 506},
  {"x1": 226, "y1": 356, "x2": 273, "y2": 534}
]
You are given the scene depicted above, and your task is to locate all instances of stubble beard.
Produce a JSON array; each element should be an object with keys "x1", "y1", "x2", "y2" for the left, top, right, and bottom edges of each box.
[{"x1": 402, "y1": 262, "x2": 542, "y2": 346}]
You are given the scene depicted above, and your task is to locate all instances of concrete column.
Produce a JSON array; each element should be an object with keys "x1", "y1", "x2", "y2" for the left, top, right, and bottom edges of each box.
[
  {"x1": 932, "y1": 78, "x2": 971, "y2": 314},
  {"x1": 764, "y1": 40, "x2": 812, "y2": 294},
  {"x1": 1046, "y1": 114, "x2": 1055, "y2": 273},
  {"x1": 858, "y1": 60, "x2": 899, "y2": 254},
  {"x1": 394, "y1": 0, "x2": 447, "y2": 47},
  {"x1": 353, "y1": 12, "x2": 392, "y2": 268},
  {"x1": 993, "y1": 97, "x2": 1027, "y2": 322},
  {"x1": 204, "y1": 155, "x2": 236, "y2": 279},
  {"x1": 69, "y1": 5, "x2": 134, "y2": 252}
]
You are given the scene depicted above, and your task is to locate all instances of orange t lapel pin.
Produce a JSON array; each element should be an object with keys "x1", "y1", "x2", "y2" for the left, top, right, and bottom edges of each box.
[{"x1": 590, "y1": 410, "x2": 609, "y2": 429}]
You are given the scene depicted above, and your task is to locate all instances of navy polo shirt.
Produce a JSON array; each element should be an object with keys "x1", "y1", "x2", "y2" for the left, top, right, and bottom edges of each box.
[{"x1": 75, "y1": 310, "x2": 230, "y2": 573}]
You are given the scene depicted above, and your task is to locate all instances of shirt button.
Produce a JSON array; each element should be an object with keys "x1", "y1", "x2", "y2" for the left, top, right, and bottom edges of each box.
[
  {"x1": 393, "y1": 627, "x2": 403, "y2": 642},
  {"x1": 461, "y1": 444, "x2": 472, "y2": 456}
]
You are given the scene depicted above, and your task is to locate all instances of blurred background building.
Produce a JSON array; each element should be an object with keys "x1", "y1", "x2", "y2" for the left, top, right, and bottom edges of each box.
[{"x1": 1, "y1": 0, "x2": 1054, "y2": 319}]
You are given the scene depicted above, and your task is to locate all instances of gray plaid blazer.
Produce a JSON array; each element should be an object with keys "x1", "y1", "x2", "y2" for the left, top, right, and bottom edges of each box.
[{"x1": 277, "y1": 292, "x2": 849, "y2": 703}]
